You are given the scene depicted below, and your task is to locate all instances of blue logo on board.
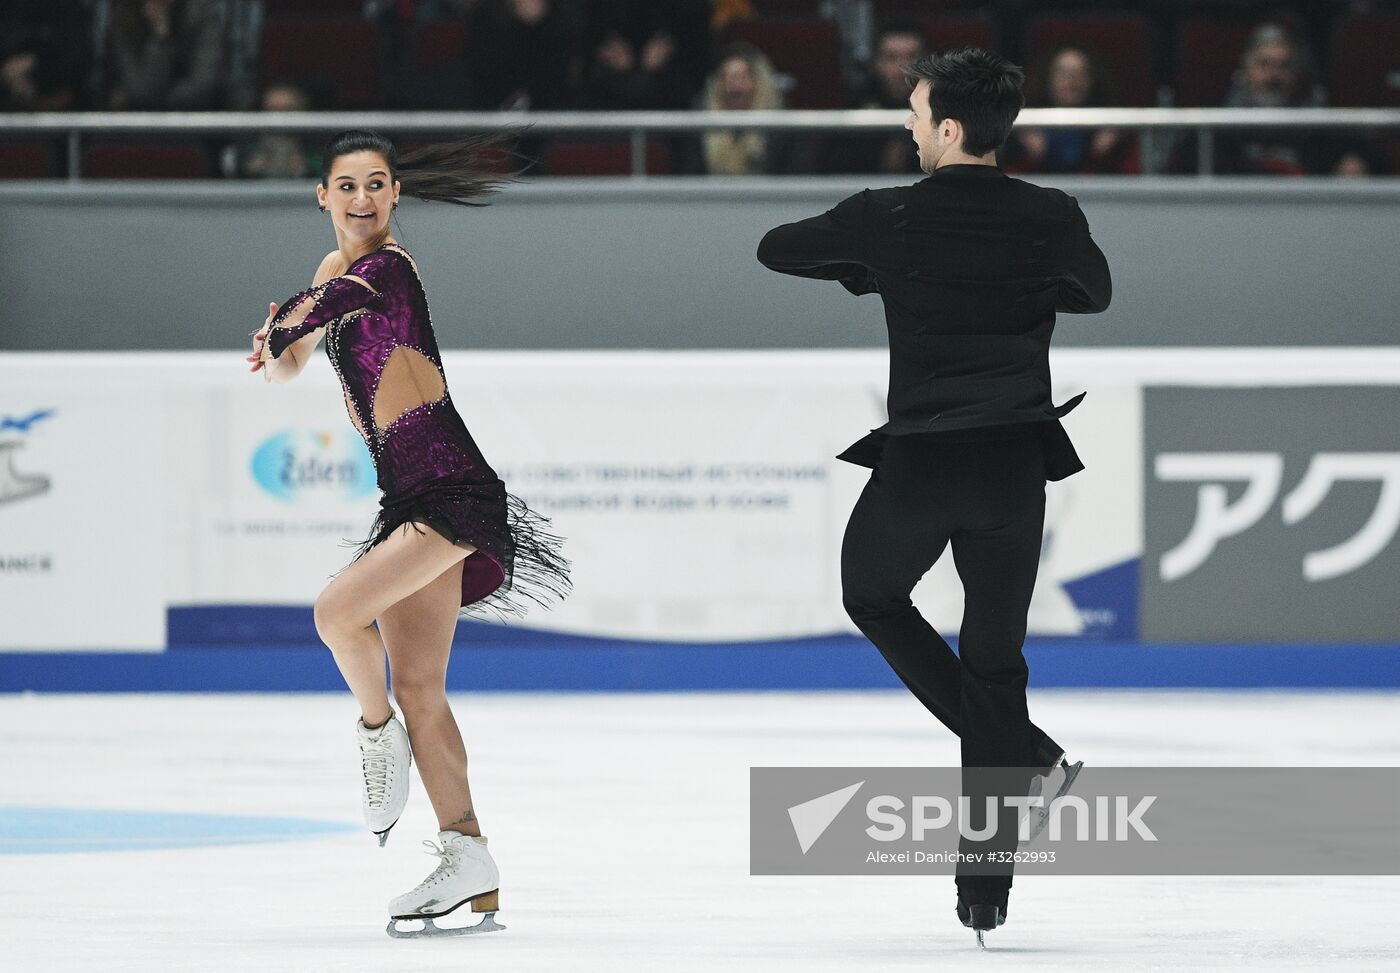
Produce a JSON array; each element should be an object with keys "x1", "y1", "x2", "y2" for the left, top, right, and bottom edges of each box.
[
  {"x1": 0, "y1": 409, "x2": 56, "y2": 434},
  {"x1": 251, "y1": 429, "x2": 375, "y2": 502}
]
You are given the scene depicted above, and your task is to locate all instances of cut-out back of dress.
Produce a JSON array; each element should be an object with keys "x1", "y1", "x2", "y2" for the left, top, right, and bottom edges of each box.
[{"x1": 373, "y1": 345, "x2": 447, "y2": 434}]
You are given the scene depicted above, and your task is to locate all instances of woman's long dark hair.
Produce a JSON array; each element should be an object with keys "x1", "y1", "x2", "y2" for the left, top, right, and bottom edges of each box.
[{"x1": 319, "y1": 129, "x2": 525, "y2": 207}]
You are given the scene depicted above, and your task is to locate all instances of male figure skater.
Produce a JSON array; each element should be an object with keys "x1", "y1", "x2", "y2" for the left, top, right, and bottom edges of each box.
[{"x1": 757, "y1": 48, "x2": 1111, "y2": 942}]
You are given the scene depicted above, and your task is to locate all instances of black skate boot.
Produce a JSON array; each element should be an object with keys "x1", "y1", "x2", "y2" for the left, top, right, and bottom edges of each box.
[{"x1": 955, "y1": 882, "x2": 1008, "y2": 950}]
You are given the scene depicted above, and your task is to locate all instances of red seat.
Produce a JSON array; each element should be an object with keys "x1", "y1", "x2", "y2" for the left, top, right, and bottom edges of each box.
[
  {"x1": 1025, "y1": 14, "x2": 1155, "y2": 106},
  {"x1": 261, "y1": 0, "x2": 356, "y2": 12},
  {"x1": 0, "y1": 142, "x2": 55, "y2": 179},
  {"x1": 918, "y1": 15, "x2": 998, "y2": 54},
  {"x1": 874, "y1": 0, "x2": 980, "y2": 10},
  {"x1": 752, "y1": 0, "x2": 822, "y2": 12},
  {"x1": 1384, "y1": 140, "x2": 1400, "y2": 175},
  {"x1": 412, "y1": 20, "x2": 468, "y2": 69},
  {"x1": 260, "y1": 18, "x2": 381, "y2": 108},
  {"x1": 544, "y1": 141, "x2": 671, "y2": 176},
  {"x1": 1173, "y1": 15, "x2": 1304, "y2": 107},
  {"x1": 83, "y1": 143, "x2": 210, "y2": 179},
  {"x1": 1331, "y1": 16, "x2": 1400, "y2": 106},
  {"x1": 725, "y1": 19, "x2": 843, "y2": 108}
]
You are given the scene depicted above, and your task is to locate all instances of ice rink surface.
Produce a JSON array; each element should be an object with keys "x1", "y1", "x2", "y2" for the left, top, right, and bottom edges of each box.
[{"x1": 4, "y1": 689, "x2": 1399, "y2": 972}]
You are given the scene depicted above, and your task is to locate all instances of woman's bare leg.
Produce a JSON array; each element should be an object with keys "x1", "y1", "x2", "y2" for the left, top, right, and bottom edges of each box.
[
  {"x1": 313, "y1": 524, "x2": 470, "y2": 728},
  {"x1": 378, "y1": 556, "x2": 481, "y2": 836}
]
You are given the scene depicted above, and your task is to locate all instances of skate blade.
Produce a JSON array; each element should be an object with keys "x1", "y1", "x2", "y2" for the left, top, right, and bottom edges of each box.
[
  {"x1": 372, "y1": 818, "x2": 400, "y2": 847},
  {"x1": 386, "y1": 911, "x2": 505, "y2": 939},
  {"x1": 1019, "y1": 760, "x2": 1085, "y2": 847},
  {"x1": 1058, "y1": 760, "x2": 1084, "y2": 796},
  {"x1": 975, "y1": 930, "x2": 986, "y2": 950}
]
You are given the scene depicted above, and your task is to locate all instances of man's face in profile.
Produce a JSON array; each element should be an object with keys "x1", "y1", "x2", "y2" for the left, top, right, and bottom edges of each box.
[{"x1": 905, "y1": 79, "x2": 942, "y2": 173}]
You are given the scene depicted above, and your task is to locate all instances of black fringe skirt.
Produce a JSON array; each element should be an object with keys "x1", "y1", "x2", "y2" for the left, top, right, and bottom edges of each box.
[{"x1": 349, "y1": 481, "x2": 571, "y2": 618}]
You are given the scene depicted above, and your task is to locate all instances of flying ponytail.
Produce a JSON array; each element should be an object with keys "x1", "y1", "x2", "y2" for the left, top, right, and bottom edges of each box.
[{"x1": 319, "y1": 129, "x2": 526, "y2": 207}]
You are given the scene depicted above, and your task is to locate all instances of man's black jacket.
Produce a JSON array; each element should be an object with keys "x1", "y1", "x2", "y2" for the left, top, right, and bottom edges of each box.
[{"x1": 757, "y1": 164, "x2": 1111, "y2": 477}]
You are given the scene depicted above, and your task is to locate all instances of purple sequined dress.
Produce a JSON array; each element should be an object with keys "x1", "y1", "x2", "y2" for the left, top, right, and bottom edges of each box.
[{"x1": 265, "y1": 242, "x2": 569, "y2": 613}]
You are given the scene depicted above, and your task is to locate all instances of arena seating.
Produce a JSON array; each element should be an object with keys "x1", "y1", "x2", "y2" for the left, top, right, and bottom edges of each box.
[
  {"x1": 1172, "y1": 14, "x2": 1305, "y2": 107},
  {"x1": 259, "y1": 0, "x2": 353, "y2": 12},
  {"x1": 920, "y1": 15, "x2": 998, "y2": 55},
  {"x1": 725, "y1": 18, "x2": 844, "y2": 108},
  {"x1": 1330, "y1": 15, "x2": 1400, "y2": 107},
  {"x1": 544, "y1": 140, "x2": 672, "y2": 176},
  {"x1": 3, "y1": 4, "x2": 1397, "y2": 179},
  {"x1": 1025, "y1": 14, "x2": 1156, "y2": 107},
  {"x1": 0, "y1": 142, "x2": 55, "y2": 179},
  {"x1": 82, "y1": 142, "x2": 211, "y2": 179},
  {"x1": 259, "y1": 18, "x2": 381, "y2": 109},
  {"x1": 410, "y1": 20, "x2": 469, "y2": 71}
]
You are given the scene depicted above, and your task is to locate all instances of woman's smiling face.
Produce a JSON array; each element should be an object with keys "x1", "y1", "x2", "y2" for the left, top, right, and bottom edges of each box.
[{"x1": 317, "y1": 151, "x2": 400, "y2": 241}]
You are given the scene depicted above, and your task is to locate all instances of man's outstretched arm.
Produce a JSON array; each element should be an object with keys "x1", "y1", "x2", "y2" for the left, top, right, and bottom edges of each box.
[{"x1": 757, "y1": 191, "x2": 881, "y2": 296}]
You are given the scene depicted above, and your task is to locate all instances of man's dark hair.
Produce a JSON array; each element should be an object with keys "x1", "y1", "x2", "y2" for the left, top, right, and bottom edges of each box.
[{"x1": 904, "y1": 48, "x2": 1025, "y2": 156}]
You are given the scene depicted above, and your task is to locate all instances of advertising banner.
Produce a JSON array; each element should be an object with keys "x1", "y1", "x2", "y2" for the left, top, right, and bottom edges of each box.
[
  {"x1": 1143, "y1": 387, "x2": 1400, "y2": 642},
  {"x1": 154, "y1": 353, "x2": 1143, "y2": 646},
  {"x1": 0, "y1": 378, "x2": 165, "y2": 650},
  {"x1": 167, "y1": 384, "x2": 382, "y2": 607}
]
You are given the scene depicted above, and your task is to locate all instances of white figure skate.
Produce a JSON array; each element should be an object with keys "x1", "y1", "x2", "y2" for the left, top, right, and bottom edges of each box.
[
  {"x1": 386, "y1": 831, "x2": 504, "y2": 939},
  {"x1": 356, "y1": 714, "x2": 411, "y2": 846}
]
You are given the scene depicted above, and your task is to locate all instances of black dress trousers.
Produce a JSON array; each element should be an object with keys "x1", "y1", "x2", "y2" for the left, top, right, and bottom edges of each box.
[
  {"x1": 840, "y1": 425, "x2": 1058, "y2": 896},
  {"x1": 841, "y1": 424, "x2": 1061, "y2": 771}
]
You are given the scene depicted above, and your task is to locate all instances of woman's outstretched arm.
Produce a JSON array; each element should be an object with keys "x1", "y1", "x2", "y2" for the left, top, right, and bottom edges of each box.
[{"x1": 249, "y1": 251, "x2": 354, "y2": 383}]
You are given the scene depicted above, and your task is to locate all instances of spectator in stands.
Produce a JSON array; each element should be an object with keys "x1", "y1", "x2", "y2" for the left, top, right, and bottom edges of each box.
[
  {"x1": 1213, "y1": 23, "x2": 1375, "y2": 176},
  {"x1": 461, "y1": 0, "x2": 580, "y2": 110},
  {"x1": 578, "y1": 0, "x2": 710, "y2": 110},
  {"x1": 397, "y1": 0, "x2": 580, "y2": 111},
  {"x1": 826, "y1": 23, "x2": 927, "y2": 174},
  {"x1": 1227, "y1": 22, "x2": 1321, "y2": 112},
  {"x1": 232, "y1": 80, "x2": 316, "y2": 179},
  {"x1": 1002, "y1": 44, "x2": 1137, "y2": 175},
  {"x1": 684, "y1": 42, "x2": 794, "y2": 175},
  {"x1": 105, "y1": 0, "x2": 223, "y2": 111},
  {"x1": 1, "y1": 0, "x2": 91, "y2": 111}
]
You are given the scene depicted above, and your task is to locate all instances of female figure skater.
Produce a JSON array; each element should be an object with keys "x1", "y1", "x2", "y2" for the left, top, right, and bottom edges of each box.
[{"x1": 246, "y1": 130, "x2": 569, "y2": 937}]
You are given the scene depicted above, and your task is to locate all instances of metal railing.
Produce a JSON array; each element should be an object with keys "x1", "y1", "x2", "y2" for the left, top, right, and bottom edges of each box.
[{"x1": 3, "y1": 108, "x2": 1398, "y2": 179}]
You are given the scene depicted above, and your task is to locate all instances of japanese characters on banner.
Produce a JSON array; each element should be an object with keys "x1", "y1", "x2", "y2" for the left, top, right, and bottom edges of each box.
[{"x1": 1143, "y1": 387, "x2": 1400, "y2": 642}]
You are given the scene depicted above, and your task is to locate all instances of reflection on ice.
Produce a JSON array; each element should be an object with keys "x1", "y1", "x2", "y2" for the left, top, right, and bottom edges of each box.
[{"x1": 3, "y1": 690, "x2": 1398, "y2": 971}]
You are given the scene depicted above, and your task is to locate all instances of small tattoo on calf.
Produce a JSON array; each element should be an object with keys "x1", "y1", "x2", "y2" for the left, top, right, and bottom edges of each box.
[{"x1": 448, "y1": 809, "x2": 477, "y2": 828}]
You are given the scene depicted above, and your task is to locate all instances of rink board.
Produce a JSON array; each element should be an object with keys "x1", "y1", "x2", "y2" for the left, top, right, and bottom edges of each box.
[
  {"x1": 2, "y1": 349, "x2": 1398, "y2": 690},
  {"x1": 2, "y1": 631, "x2": 1399, "y2": 692}
]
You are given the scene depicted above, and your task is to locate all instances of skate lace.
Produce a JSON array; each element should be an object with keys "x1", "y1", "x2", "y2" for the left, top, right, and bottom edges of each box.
[
  {"x1": 359, "y1": 733, "x2": 395, "y2": 808},
  {"x1": 410, "y1": 839, "x2": 463, "y2": 893}
]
